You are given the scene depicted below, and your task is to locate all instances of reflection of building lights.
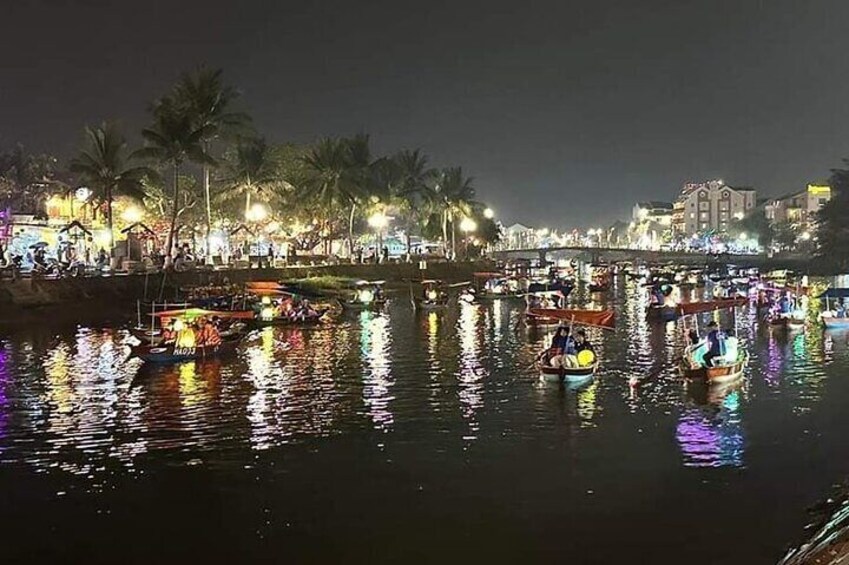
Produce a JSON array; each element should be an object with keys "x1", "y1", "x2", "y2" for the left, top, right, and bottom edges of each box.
[{"x1": 260, "y1": 306, "x2": 274, "y2": 321}]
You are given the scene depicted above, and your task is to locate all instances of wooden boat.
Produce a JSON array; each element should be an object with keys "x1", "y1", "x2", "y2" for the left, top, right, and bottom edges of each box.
[
  {"x1": 341, "y1": 280, "x2": 388, "y2": 310},
  {"x1": 469, "y1": 272, "x2": 526, "y2": 300},
  {"x1": 767, "y1": 313, "x2": 806, "y2": 328},
  {"x1": 818, "y1": 287, "x2": 849, "y2": 329},
  {"x1": 412, "y1": 279, "x2": 450, "y2": 311},
  {"x1": 131, "y1": 307, "x2": 254, "y2": 344},
  {"x1": 131, "y1": 335, "x2": 242, "y2": 363},
  {"x1": 679, "y1": 349, "x2": 748, "y2": 384},
  {"x1": 526, "y1": 308, "x2": 615, "y2": 329},
  {"x1": 256, "y1": 308, "x2": 329, "y2": 326}
]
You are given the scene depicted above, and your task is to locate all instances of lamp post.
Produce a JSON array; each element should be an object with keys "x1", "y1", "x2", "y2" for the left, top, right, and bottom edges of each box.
[
  {"x1": 459, "y1": 216, "x2": 477, "y2": 260},
  {"x1": 368, "y1": 211, "x2": 389, "y2": 263},
  {"x1": 245, "y1": 203, "x2": 268, "y2": 266}
]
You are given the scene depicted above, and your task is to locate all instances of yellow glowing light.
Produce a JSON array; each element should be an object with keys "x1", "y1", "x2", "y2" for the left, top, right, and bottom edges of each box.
[
  {"x1": 265, "y1": 221, "x2": 280, "y2": 234},
  {"x1": 801, "y1": 231, "x2": 811, "y2": 241},
  {"x1": 427, "y1": 289, "x2": 438, "y2": 301},
  {"x1": 94, "y1": 229, "x2": 112, "y2": 248},
  {"x1": 739, "y1": 232, "x2": 748, "y2": 241},
  {"x1": 483, "y1": 208, "x2": 494, "y2": 219},
  {"x1": 368, "y1": 212, "x2": 388, "y2": 229},
  {"x1": 359, "y1": 289, "x2": 375, "y2": 304},
  {"x1": 808, "y1": 184, "x2": 831, "y2": 195},
  {"x1": 121, "y1": 206, "x2": 143, "y2": 223},
  {"x1": 173, "y1": 318, "x2": 185, "y2": 332},
  {"x1": 260, "y1": 306, "x2": 274, "y2": 320},
  {"x1": 460, "y1": 217, "x2": 477, "y2": 233},
  {"x1": 261, "y1": 295, "x2": 271, "y2": 305},
  {"x1": 246, "y1": 203, "x2": 268, "y2": 222}
]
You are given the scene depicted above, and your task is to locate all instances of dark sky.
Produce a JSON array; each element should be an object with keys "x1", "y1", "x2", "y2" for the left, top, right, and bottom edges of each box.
[{"x1": 2, "y1": 0, "x2": 849, "y2": 228}]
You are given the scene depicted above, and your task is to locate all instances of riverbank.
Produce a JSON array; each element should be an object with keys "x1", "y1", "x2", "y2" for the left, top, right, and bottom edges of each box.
[{"x1": 0, "y1": 260, "x2": 493, "y2": 322}]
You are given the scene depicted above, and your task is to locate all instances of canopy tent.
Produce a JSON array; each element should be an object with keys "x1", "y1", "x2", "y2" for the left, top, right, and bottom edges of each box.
[
  {"x1": 527, "y1": 308, "x2": 615, "y2": 330},
  {"x1": 818, "y1": 288, "x2": 849, "y2": 299}
]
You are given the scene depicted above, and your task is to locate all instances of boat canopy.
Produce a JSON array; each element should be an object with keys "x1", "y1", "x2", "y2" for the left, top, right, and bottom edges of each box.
[
  {"x1": 355, "y1": 280, "x2": 385, "y2": 286},
  {"x1": 527, "y1": 308, "x2": 615, "y2": 329},
  {"x1": 151, "y1": 308, "x2": 255, "y2": 320},
  {"x1": 676, "y1": 297, "x2": 747, "y2": 316},
  {"x1": 818, "y1": 288, "x2": 849, "y2": 299}
]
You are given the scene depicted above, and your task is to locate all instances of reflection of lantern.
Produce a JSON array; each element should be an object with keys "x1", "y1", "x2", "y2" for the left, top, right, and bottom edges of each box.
[
  {"x1": 427, "y1": 290, "x2": 438, "y2": 301},
  {"x1": 261, "y1": 296, "x2": 271, "y2": 305},
  {"x1": 359, "y1": 289, "x2": 374, "y2": 304},
  {"x1": 261, "y1": 307, "x2": 274, "y2": 321}
]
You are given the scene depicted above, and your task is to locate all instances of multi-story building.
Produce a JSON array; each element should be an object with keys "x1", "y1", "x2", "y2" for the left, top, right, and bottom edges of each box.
[
  {"x1": 764, "y1": 184, "x2": 831, "y2": 232},
  {"x1": 672, "y1": 180, "x2": 756, "y2": 237}
]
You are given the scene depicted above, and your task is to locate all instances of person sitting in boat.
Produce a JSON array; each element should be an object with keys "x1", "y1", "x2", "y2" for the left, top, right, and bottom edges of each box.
[
  {"x1": 779, "y1": 293, "x2": 791, "y2": 314},
  {"x1": 197, "y1": 318, "x2": 222, "y2": 346},
  {"x1": 701, "y1": 321, "x2": 726, "y2": 367},
  {"x1": 837, "y1": 302, "x2": 847, "y2": 319},
  {"x1": 687, "y1": 329, "x2": 700, "y2": 345},
  {"x1": 547, "y1": 326, "x2": 575, "y2": 368},
  {"x1": 161, "y1": 320, "x2": 177, "y2": 344}
]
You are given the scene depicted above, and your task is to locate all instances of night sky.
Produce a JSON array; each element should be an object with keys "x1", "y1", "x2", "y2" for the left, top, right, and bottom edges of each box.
[{"x1": 2, "y1": 0, "x2": 849, "y2": 228}]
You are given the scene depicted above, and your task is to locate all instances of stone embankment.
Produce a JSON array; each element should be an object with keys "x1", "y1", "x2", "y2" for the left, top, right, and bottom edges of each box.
[{"x1": 0, "y1": 261, "x2": 491, "y2": 322}]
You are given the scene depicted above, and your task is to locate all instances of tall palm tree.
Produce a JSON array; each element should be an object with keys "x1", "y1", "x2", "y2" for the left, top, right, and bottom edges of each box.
[
  {"x1": 434, "y1": 167, "x2": 478, "y2": 259},
  {"x1": 299, "y1": 135, "x2": 374, "y2": 257},
  {"x1": 135, "y1": 98, "x2": 213, "y2": 265},
  {"x1": 171, "y1": 67, "x2": 252, "y2": 257},
  {"x1": 215, "y1": 138, "x2": 284, "y2": 217},
  {"x1": 393, "y1": 149, "x2": 435, "y2": 259},
  {"x1": 69, "y1": 123, "x2": 151, "y2": 257}
]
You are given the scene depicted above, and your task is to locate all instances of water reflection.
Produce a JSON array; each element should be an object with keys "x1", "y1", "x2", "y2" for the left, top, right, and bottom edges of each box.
[
  {"x1": 360, "y1": 311, "x2": 394, "y2": 432},
  {"x1": 0, "y1": 280, "x2": 840, "y2": 481}
]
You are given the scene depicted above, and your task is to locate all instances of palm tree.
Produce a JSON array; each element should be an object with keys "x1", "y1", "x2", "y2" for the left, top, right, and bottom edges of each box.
[
  {"x1": 135, "y1": 98, "x2": 213, "y2": 265},
  {"x1": 171, "y1": 67, "x2": 252, "y2": 258},
  {"x1": 299, "y1": 135, "x2": 374, "y2": 258},
  {"x1": 392, "y1": 149, "x2": 435, "y2": 259},
  {"x1": 434, "y1": 167, "x2": 478, "y2": 259},
  {"x1": 215, "y1": 138, "x2": 284, "y2": 217},
  {"x1": 69, "y1": 123, "x2": 151, "y2": 257}
]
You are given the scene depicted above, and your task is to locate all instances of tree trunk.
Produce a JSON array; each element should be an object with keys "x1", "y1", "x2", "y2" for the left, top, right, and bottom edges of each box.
[
  {"x1": 405, "y1": 218, "x2": 412, "y2": 263},
  {"x1": 451, "y1": 213, "x2": 457, "y2": 261},
  {"x1": 105, "y1": 185, "x2": 114, "y2": 258},
  {"x1": 245, "y1": 190, "x2": 251, "y2": 219},
  {"x1": 348, "y1": 203, "x2": 356, "y2": 261},
  {"x1": 203, "y1": 161, "x2": 212, "y2": 264},
  {"x1": 442, "y1": 210, "x2": 449, "y2": 258},
  {"x1": 166, "y1": 162, "x2": 180, "y2": 268}
]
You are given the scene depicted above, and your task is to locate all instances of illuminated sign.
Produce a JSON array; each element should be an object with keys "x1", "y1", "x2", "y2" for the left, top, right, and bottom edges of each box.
[{"x1": 807, "y1": 184, "x2": 831, "y2": 195}]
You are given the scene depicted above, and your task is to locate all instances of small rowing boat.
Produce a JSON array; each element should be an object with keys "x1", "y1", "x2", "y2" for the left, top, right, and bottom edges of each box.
[
  {"x1": 412, "y1": 279, "x2": 450, "y2": 311},
  {"x1": 679, "y1": 349, "x2": 748, "y2": 384},
  {"x1": 536, "y1": 356, "x2": 598, "y2": 384}
]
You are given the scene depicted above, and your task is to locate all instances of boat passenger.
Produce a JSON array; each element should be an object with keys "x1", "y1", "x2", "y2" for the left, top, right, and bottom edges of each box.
[
  {"x1": 687, "y1": 329, "x2": 700, "y2": 345},
  {"x1": 837, "y1": 303, "x2": 846, "y2": 319},
  {"x1": 575, "y1": 330, "x2": 593, "y2": 353},
  {"x1": 197, "y1": 318, "x2": 222, "y2": 346},
  {"x1": 161, "y1": 320, "x2": 177, "y2": 344},
  {"x1": 702, "y1": 321, "x2": 725, "y2": 367},
  {"x1": 547, "y1": 326, "x2": 571, "y2": 368}
]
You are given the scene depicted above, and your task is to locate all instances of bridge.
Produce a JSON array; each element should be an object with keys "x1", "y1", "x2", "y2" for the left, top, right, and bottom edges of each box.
[{"x1": 490, "y1": 246, "x2": 807, "y2": 269}]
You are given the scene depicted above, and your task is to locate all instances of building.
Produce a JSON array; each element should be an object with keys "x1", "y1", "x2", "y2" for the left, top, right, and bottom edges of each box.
[
  {"x1": 630, "y1": 201, "x2": 673, "y2": 248},
  {"x1": 502, "y1": 223, "x2": 536, "y2": 249},
  {"x1": 764, "y1": 184, "x2": 831, "y2": 232},
  {"x1": 672, "y1": 180, "x2": 756, "y2": 236}
]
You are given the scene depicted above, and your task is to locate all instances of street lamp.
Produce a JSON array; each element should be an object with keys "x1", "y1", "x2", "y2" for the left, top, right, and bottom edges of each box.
[
  {"x1": 368, "y1": 211, "x2": 389, "y2": 263},
  {"x1": 245, "y1": 203, "x2": 268, "y2": 223},
  {"x1": 483, "y1": 207, "x2": 494, "y2": 219},
  {"x1": 121, "y1": 205, "x2": 143, "y2": 224},
  {"x1": 459, "y1": 217, "x2": 477, "y2": 259}
]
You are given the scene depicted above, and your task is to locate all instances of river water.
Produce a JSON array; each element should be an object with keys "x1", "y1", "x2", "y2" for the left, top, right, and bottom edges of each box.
[{"x1": 1, "y1": 278, "x2": 848, "y2": 563}]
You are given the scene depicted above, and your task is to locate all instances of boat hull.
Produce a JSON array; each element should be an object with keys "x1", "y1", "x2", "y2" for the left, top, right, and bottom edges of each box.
[
  {"x1": 537, "y1": 361, "x2": 598, "y2": 383},
  {"x1": 131, "y1": 338, "x2": 241, "y2": 363},
  {"x1": 822, "y1": 316, "x2": 849, "y2": 329},
  {"x1": 679, "y1": 352, "x2": 748, "y2": 383}
]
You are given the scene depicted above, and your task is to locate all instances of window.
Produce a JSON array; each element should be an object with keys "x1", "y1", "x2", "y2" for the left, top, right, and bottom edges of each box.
[
  {"x1": 700, "y1": 212, "x2": 708, "y2": 220},
  {"x1": 689, "y1": 212, "x2": 695, "y2": 219},
  {"x1": 719, "y1": 201, "x2": 729, "y2": 211},
  {"x1": 699, "y1": 201, "x2": 709, "y2": 210},
  {"x1": 700, "y1": 222, "x2": 708, "y2": 230},
  {"x1": 720, "y1": 211, "x2": 728, "y2": 220}
]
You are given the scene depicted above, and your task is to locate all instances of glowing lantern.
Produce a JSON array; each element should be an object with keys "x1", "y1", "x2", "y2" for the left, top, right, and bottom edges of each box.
[
  {"x1": 577, "y1": 349, "x2": 595, "y2": 367},
  {"x1": 427, "y1": 289, "x2": 438, "y2": 301},
  {"x1": 260, "y1": 307, "x2": 274, "y2": 321},
  {"x1": 359, "y1": 289, "x2": 374, "y2": 304}
]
